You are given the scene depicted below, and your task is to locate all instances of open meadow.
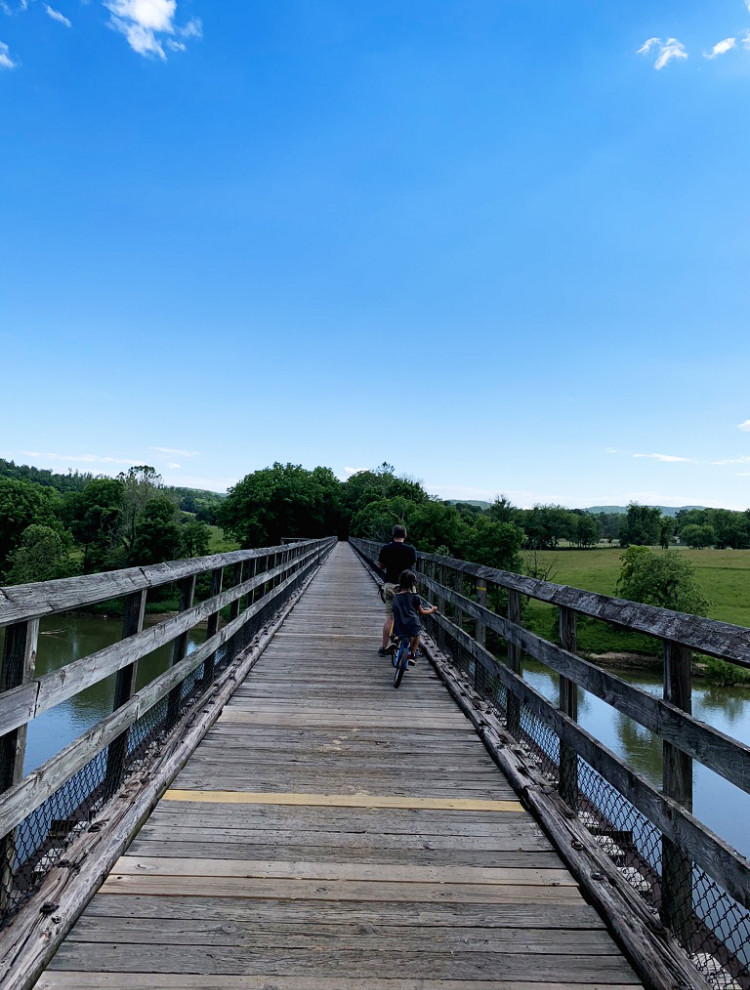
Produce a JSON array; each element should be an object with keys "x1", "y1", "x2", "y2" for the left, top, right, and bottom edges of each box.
[{"x1": 520, "y1": 547, "x2": 750, "y2": 662}]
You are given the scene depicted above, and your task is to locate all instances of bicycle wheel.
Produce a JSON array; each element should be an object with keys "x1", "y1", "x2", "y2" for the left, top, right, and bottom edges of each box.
[{"x1": 393, "y1": 639, "x2": 409, "y2": 688}]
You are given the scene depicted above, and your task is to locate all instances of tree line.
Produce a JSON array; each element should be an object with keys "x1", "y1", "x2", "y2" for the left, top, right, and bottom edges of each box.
[
  {"x1": 3, "y1": 458, "x2": 750, "y2": 593},
  {"x1": 0, "y1": 465, "x2": 220, "y2": 584}
]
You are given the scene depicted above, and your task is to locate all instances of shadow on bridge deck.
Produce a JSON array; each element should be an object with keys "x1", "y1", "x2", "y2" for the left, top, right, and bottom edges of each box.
[{"x1": 35, "y1": 542, "x2": 643, "y2": 990}]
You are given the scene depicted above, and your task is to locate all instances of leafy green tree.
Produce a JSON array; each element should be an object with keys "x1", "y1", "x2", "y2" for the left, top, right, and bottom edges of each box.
[
  {"x1": 130, "y1": 496, "x2": 182, "y2": 565},
  {"x1": 350, "y1": 495, "x2": 416, "y2": 544},
  {"x1": 573, "y1": 511, "x2": 601, "y2": 548},
  {"x1": 67, "y1": 478, "x2": 125, "y2": 572},
  {"x1": 0, "y1": 478, "x2": 60, "y2": 573},
  {"x1": 219, "y1": 462, "x2": 341, "y2": 547},
  {"x1": 118, "y1": 466, "x2": 167, "y2": 556},
  {"x1": 619, "y1": 503, "x2": 663, "y2": 547},
  {"x1": 341, "y1": 464, "x2": 428, "y2": 522},
  {"x1": 486, "y1": 496, "x2": 516, "y2": 524},
  {"x1": 180, "y1": 519, "x2": 212, "y2": 558},
  {"x1": 406, "y1": 501, "x2": 468, "y2": 556},
  {"x1": 617, "y1": 546, "x2": 709, "y2": 614},
  {"x1": 6, "y1": 524, "x2": 75, "y2": 584},
  {"x1": 680, "y1": 524, "x2": 715, "y2": 549},
  {"x1": 464, "y1": 517, "x2": 523, "y2": 572}
]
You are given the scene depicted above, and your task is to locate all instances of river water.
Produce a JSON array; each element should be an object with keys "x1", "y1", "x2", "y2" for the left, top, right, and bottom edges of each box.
[{"x1": 20, "y1": 613, "x2": 750, "y2": 862}]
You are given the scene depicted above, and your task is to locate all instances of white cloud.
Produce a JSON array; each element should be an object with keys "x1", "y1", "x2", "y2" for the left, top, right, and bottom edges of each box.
[
  {"x1": 179, "y1": 16, "x2": 200, "y2": 39},
  {"x1": 21, "y1": 450, "x2": 138, "y2": 465},
  {"x1": 0, "y1": 40, "x2": 17, "y2": 68},
  {"x1": 103, "y1": 1, "x2": 201, "y2": 59},
  {"x1": 637, "y1": 37, "x2": 661, "y2": 56},
  {"x1": 654, "y1": 38, "x2": 688, "y2": 69},
  {"x1": 633, "y1": 453, "x2": 694, "y2": 463},
  {"x1": 638, "y1": 37, "x2": 688, "y2": 69},
  {"x1": 44, "y1": 4, "x2": 71, "y2": 26},
  {"x1": 168, "y1": 461, "x2": 181, "y2": 469},
  {"x1": 150, "y1": 446, "x2": 200, "y2": 457},
  {"x1": 604, "y1": 448, "x2": 619, "y2": 454},
  {"x1": 712, "y1": 455, "x2": 750, "y2": 466},
  {"x1": 705, "y1": 37, "x2": 736, "y2": 58},
  {"x1": 738, "y1": 420, "x2": 750, "y2": 431}
]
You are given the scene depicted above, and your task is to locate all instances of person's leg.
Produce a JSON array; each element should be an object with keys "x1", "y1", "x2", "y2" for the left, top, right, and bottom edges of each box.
[
  {"x1": 408, "y1": 634, "x2": 420, "y2": 659},
  {"x1": 379, "y1": 585, "x2": 396, "y2": 654}
]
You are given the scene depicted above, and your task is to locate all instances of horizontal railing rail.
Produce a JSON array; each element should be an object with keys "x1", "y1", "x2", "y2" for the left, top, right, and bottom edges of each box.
[
  {"x1": 351, "y1": 537, "x2": 750, "y2": 990},
  {"x1": 0, "y1": 537, "x2": 336, "y2": 927}
]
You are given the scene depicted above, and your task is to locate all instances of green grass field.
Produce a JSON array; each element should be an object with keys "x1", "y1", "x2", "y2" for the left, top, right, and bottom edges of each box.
[{"x1": 520, "y1": 547, "x2": 750, "y2": 660}]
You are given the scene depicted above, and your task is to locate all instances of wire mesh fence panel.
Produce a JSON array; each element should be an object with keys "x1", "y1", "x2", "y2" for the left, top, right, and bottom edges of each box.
[
  {"x1": 0, "y1": 538, "x2": 335, "y2": 930},
  {"x1": 349, "y1": 539, "x2": 750, "y2": 990}
]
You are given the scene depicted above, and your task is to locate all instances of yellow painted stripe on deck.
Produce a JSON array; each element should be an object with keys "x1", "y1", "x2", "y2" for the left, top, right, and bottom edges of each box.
[{"x1": 163, "y1": 789, "x2": 524, "y2": 812}]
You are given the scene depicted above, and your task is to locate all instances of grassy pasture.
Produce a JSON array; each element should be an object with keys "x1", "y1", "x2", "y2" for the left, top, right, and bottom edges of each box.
[{"x1": 520, "y1": 547, "x2": 750, "y2": 659}]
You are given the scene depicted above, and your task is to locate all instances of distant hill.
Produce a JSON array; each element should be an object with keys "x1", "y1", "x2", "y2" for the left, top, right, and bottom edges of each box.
[
  {"x1": 585, "y1": 505, "x2": 705, "y2": 518},
  {"x1": 445, "y1": 500, "x2": 491, "y2": 509}
]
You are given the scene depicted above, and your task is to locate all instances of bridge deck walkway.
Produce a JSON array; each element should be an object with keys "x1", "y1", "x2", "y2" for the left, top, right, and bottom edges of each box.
[{"x1": 36, "y1": 542, "x2": 643, "y2": 990}]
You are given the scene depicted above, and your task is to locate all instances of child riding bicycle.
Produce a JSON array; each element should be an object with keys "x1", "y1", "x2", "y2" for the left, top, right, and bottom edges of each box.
[{"x1": 390, "y1": 569, "x2": 438, "y2": 662}]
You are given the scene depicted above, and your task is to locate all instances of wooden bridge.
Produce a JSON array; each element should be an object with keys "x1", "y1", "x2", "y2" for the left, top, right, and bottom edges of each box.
[{"x1": 1, "y1": 538, "x2": 749, "y2": 990}]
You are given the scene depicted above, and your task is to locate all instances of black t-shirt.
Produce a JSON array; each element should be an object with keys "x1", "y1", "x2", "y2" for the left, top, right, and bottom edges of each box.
[
  {"x1": 391, "y1": 591, "x2": 425, "y2": 636},
  {"x1": 378, "y1": 541, "x2": 417, "y2": 584}
]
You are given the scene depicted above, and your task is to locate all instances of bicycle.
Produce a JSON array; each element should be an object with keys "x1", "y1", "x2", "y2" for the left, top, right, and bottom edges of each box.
[{"x1": 391, "y1": 635, "x2": 413, "y2": 688}]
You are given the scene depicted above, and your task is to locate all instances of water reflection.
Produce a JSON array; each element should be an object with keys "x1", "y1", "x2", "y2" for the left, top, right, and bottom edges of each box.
[
  {"x1": 25, "y1": 612, "x2": 205, "y2": 774},
  {"x1": 521, "y1": 658, "x2": 750, "y2": 860}
]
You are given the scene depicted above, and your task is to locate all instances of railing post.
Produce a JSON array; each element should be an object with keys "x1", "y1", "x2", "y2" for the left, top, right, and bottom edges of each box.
[
  {"x1": 227, "y1": 562, "x2": 244, "y2": 662},
  {"x1": 436, "y1": 564, "x2": 447, "y2": 650},
  {"x1": 662, "y1": 639, "x2": 694, "y2": 945},
  {"x1": 105, "y1": 589, "x2": 147, "y2": 795},
  {"x1": 453, "y1": 569, "x2": 463, "y2": 631},
  {"x1": 474, "y1": 577, "x2": 487, "y2": 689},
  {"x1": 0, "y1": 619, "x2": 39, "y2": 915},
  {"x1": 506, "y1": 590, "x2": 521, "y2": 737},
  {"x1": 202, "y1": 567, "x2": 225, "y2": 684},
  {"x1": 558, "y1": 606, "x2": 578, "y2": 809},
  {"x1": 167, "y1": 575, "x2": 197, "y2": 728}
]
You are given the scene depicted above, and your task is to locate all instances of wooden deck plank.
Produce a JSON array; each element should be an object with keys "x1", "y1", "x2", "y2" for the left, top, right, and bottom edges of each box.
[
  {"x1": 38, "y1": 542, "x2": 643, "y2": 989},
  {"x1": 38, "y1": 977, "x2": 642, "y2": 990}
]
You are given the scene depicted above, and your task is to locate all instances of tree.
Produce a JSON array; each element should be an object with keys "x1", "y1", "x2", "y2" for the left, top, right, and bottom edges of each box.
[
  {"x1": 464, "y1": 517, "x2": 523, "y2": 572},
  {"x1": 619, "y1": 503, "x2": 663, "y2": 547},
  {"x1": 617, "y1": 546, "x2": 709, "y2": 615},
  {"x1": 350, "y1": 495, "x2": 416, "y2": 544},
  {"x1": 219, "y1": 462, "x2": 341, "y2": 547},
  {"x1": 67, "y1": 478, "x2": 124, "y2": 572},
  {"x1": 180, "y1": 519, "x2": 212, "y2": 558},
  {"x1": 680, "y1": 524, "x2": 715, "y2": 549},
  {"x1": 0, "y1": 478, "x2": 60, "y2": 573},
  {"x1": 573, "y1": 512, "x2": 601, "y2": 548},
  {"x1": 341, "y1": 464, "x2": 428, "y2": 523},
  {"x1": 5, "y1": 524, "x2": 75, "y2": 584},
  {"x1": 118, "y1": 466, "x2": 167, "y2": 556},
  {"x1": 130, "y1": 496, "x2": 182, "y2": 565}
]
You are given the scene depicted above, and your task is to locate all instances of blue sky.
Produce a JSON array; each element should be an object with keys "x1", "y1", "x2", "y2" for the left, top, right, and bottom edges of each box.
[{"x1": 2, "y1": 1, "x2": 750, "y2": 509}]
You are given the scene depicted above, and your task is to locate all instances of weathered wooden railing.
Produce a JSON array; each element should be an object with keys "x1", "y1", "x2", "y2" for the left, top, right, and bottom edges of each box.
[
  {"x1": 351, "y1": 537, "x2": 750, "y2": 990},
  {"x1": 0, "y1": 537, "x2": 336, "y2": 953}
]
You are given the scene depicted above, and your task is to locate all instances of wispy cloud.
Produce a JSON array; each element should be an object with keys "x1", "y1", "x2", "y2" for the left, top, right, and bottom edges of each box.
[
  {"x1": 103, "y1": 1, "x2": 202, "y2": 59},
  {"x1": 44, "y1": 4, "x2": 71, "y2": 27},
  {"x1": 633, "y1": 453, "x2": 694, "y2": 463},
  {"x1": 21, "y1": 450, "x2": 139, "y2": 465},
  {"x1": 0, "y1": 40, "x2": 17, "y2": 68},
  {"x1": 638, "y1": 37, "x2": 688, "y2": 69},
  {"x1": 705, "y1": 37, "x2": 736, "y2": 59},
  {"x1": 150, "y1": 446, "x2": 200, "y2": 457},
  {"x1": 737, "y1": 420, "x2": 750, "y2": 432},
  {"x1": 712, "y1": 455, "x2": 750, "y2": 466}
]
